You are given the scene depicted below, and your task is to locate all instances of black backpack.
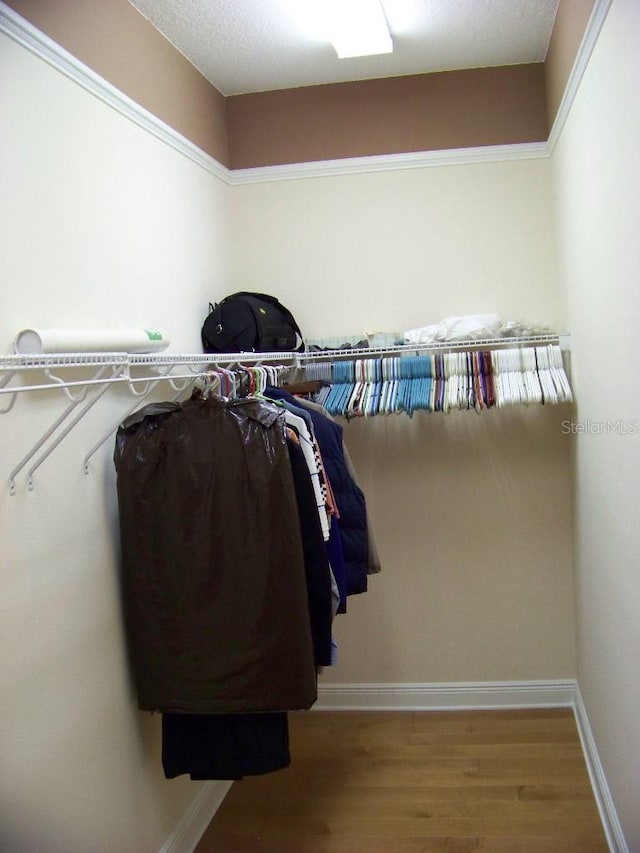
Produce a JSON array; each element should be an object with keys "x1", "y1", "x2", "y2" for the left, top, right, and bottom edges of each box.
[{"x1": 201, "y1": 292, "x2": 304, "y2": 354}]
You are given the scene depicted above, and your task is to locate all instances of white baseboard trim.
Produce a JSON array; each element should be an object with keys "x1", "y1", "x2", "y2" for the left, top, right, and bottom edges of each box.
[
  {"x1": 314, "y1": 679, "x2": 576, "y2": 711},
  {"x1": 573, "y1": 686, "x2": 628, "y2": 853},
  {"x1": 159, "y1": 780, "x2": 232, "y2": 853},
  {"x1": 158, "y1": 681, "x2": 630, "y2": 853}
]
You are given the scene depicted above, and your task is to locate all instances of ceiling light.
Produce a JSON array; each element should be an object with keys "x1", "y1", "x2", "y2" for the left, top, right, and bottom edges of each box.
[{"x1": 323, "y1": 0, "x2": 393, "y2": 59}]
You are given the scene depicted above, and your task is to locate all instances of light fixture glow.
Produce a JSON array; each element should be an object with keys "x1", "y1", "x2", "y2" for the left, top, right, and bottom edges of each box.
[{"x1": 324, "y1": 0, "x2": 393, "y2": 59}]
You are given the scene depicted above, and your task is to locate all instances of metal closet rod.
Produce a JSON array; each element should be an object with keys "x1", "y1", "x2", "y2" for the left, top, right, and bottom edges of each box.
[
  {"x1": 3, "y1": 357, "x2": 292, "y2": 494},
  {"x1": 0, "y1": 335, "x2": 569, "y2": 406},
  {"x1": 2, "y1": 334, "x2": 568, "y2": 494},
  {"x1": 0, "y1": 334, "x2": 568, "y2": 370},
  {"x1": 0, "y1": 352, "x2": 291, "y2": 371},
  {"x1": 0, "y1": 351, "x2": 289, "y2": 397}
]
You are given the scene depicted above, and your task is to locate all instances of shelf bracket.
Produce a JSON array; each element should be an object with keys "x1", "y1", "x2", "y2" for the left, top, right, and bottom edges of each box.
[{"x1": 8, "y1": 365, "x2": 121, "y2": 494}]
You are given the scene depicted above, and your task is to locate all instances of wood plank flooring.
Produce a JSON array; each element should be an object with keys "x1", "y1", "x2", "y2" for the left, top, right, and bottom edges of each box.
[{"x1": 195, "y1": 708, "x2": 609, "y2": 853}]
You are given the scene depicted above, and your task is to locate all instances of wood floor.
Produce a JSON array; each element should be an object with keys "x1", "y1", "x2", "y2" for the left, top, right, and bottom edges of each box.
[{"x1": 195, "y1": 708, "x2": 609, "y2": 853}]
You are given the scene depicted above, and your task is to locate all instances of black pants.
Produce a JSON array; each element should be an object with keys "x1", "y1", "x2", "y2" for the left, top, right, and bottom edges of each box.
[{"x1": 162, "y1": 712, "x2": 290, "y2": 780}]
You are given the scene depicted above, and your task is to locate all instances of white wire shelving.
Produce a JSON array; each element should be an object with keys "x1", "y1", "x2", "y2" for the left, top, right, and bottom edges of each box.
[{"x1": 0, "y1": 333, "x2": 569, "y2": 494}]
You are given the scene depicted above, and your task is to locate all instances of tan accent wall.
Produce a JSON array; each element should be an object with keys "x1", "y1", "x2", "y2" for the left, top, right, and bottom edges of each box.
[
  {"x1": 4, "y1": 0, "x2": 592, "y2": 170},
  {"x1": 545, "y1": 0, "x2": 596, "y2": 128},
  {"x1": 4, "y1": 0, "x2": 230, "y2": 166},
  {"x1": 227, "y1": 64, "x2": 549, "y2": 169}
]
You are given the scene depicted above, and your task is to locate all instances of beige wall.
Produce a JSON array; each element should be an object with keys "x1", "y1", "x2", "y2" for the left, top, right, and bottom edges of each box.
[
  {"x1": 229, "y1": 158, "x2": 575, "y2": 686},
  {"x1": 0, "y1": 29, "x2": 230, "y2": 853},
  {"x1": 230, "y1": 158, "x2": 563, "y2": 336},
  {"x1": 327, "y1": 408, "x2": 575, "y2": 684},
  {"x1": 551, "y1": 0, "x2": 640, "y2": 847},
  {"x1": 3, "y1": 0, "x2": 230, "y2": 165}
]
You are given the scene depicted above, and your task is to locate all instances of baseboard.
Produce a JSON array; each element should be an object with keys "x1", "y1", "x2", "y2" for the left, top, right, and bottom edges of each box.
[
  {"x1": 158, "y1": 681, "x2": 630, "y2": 853},
  {"x1": 573, "y1": 686, "x2": 628, "y2": 853},
  {"x1": 159, "y1": 780, "x2": 232, "y2": 853},
  {"x1": 315, "y1": 679, "x2": 576, "y2": 711}
]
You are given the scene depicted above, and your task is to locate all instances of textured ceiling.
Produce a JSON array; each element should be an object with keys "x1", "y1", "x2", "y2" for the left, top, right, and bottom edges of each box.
[{"x1": 128, "y1": 0, "x2": 561, "y2": 96}]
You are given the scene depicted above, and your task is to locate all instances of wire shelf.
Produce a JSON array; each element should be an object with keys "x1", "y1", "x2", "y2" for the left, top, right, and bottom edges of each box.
[{"x1": 0, "y1": 332, "x2": 570, "y2": 494}]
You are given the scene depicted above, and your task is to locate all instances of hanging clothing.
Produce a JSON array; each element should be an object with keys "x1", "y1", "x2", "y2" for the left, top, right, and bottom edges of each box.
[
  {"x1": 162, "y1": 712, "x2": 291, "y2": 780},
  {"x1": 299, "y1": 396, "x2": 382, "y2": 576},
  {"x1": 282, "y1": 408, "x2": 330, "y2": 541},
  {"x1": 265, "y1": 391, "x2": 348, "y2": 610},
  {"x1": 266, "y1": 387, "x2": 371, "y2": 598},
  {"x1": 114, "y1": 396, "x2": 317, "y2": 714},
  {"x1": 286, "y1": 435, "x2": 333, "y2": 667}
]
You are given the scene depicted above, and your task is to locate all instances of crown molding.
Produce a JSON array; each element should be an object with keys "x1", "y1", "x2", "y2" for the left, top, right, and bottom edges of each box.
[
  {"x1": 547, "y1": 0, "x2": 613, "y2": 153},
  {"x1": 0, "y1": 1, "x2": 230, "y2": 185},
  {"x1": 228, "y1": 142, "x2": 550, "y2": 184},
  {"x1": 1, "y1": 0, "x2": 612, "y2": 185}
]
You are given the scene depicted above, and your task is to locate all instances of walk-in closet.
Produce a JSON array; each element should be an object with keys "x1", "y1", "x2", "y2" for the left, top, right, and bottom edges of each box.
[{"x1": 1, "y1": 1, "x2": 638, "y2": 851}]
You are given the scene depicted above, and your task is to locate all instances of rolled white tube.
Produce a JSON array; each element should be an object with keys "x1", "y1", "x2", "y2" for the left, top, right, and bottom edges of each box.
[{"x1": 13, "y1": 328, "x2": 170, "y2": 355}]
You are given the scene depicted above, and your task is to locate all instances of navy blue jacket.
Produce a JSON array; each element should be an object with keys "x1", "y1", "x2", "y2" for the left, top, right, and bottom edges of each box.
[{"x1": 267, "y1": 387, "x2": 370, "y2": 598}]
